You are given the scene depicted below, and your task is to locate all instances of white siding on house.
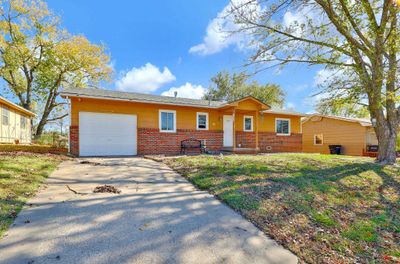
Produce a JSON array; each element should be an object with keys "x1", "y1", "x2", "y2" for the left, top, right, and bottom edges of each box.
[{"x1": 0, "y1": 104, "x2": 32, "y2": 144}]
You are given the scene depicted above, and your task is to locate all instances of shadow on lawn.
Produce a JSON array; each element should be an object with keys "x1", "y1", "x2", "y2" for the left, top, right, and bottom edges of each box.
[{"x1": 175, "y1": 157, "x2": 400, "y2": 262}]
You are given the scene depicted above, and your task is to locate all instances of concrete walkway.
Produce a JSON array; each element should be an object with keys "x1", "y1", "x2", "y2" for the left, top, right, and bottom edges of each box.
[{"x1": 0, "y1": 158, "x2": 297, "y2": 264}]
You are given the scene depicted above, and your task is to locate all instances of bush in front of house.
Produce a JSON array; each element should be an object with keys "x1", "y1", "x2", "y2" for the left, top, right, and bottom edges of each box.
[{"x1": 0, "y1": 144, "x2": 67, "y2": 154}]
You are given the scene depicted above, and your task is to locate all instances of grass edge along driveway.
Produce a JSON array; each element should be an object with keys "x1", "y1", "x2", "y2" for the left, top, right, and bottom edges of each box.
[
  {"x1": 0, "y1": 152, "x2": 65, "y2": 237},
  {"x1": 165, "y1": 153, "x2": 400, "y2": 264}
]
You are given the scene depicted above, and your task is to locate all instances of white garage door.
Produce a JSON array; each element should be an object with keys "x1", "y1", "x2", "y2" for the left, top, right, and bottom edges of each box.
[{"x1": 79, "y1": 112, "x2": 137, "y2": 156}]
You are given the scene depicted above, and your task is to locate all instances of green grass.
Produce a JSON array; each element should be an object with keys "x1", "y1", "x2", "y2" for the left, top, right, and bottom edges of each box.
[
  {"x1": 0, "y1": 153, "x2": 65, "y2": 237},
  {"x1": 166, "y1": 153, "x2": 400, "y2": 264}
]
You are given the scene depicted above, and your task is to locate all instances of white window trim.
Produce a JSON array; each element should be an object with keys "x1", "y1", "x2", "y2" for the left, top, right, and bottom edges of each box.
[
  {"x1": 196, "y1": 112, "x2": 209, "y2": 130},
  {"x1": 314, "y1": 134, "x2": 323, "y2": 145},
  {"x1": 159, "y1": 109, "x2": 177, "y2": 133},
  {"x1": 275, "y1": 118, "x2": 291, "y2": 136},
  {"x1": 243, "y1": 115, "x2": 254, "y2": 132}
]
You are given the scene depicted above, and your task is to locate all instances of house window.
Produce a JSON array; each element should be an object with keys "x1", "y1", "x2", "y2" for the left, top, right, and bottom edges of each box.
[
  {"x1": 243, "y1": 116, "x2": 253, "y2": 132},
  {"x1": 196, "y1": 112, "x2": 208, "y2": 130},
  {"x1": 21, "y1": 116, "x2": 27, "y2": 129},
  {"x1": 2, "y1": 107, "x2": 9, "y2": 126},
  {"x1": 159, "y1": 110, "x2": 176, "y2": 132},
  {"x1": 314, "y1": 134, "x2": 323, "y2": 145},
  {"x1": 276, "y1": 118, "x2": 290, "y2": 135}
]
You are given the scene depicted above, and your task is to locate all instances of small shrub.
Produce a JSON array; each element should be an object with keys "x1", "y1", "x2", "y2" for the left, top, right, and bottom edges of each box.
[{"x1": 0, "y1": 144, "x2": 67, "y2": 154}]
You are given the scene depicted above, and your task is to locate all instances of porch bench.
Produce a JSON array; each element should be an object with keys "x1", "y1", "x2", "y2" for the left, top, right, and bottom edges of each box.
[{"x1": 180, "y1": 138, "x2": 206, "y2": 154}]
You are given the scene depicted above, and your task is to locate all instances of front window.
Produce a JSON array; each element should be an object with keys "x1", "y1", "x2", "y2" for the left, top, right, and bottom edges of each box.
[
  {"x1": 243, "y1": 116, "x2": 253, "y2": 131},
  {"x1": 276, "y1": 118, "x2": 290, "y2": 135},
  {"x1": 159, "y1": 110, "x2": 176, "y2": 132},
  {"x1": 197, "y1": 112, "x2": 208, "y2": 130},
  {"x1": 314, "y1": 134, "x2": 323, "y2": 145},
  {"x1": 2, "y1": 107, "x2": 9, "y2": 126},
  {"x1": 21, "y1": 116, "x2": 27, "y2": 129}
]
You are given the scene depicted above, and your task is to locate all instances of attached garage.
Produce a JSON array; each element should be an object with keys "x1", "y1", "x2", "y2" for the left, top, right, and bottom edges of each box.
[{"x1": 79, "y1": 112, "x2": 137, "y2": 156}]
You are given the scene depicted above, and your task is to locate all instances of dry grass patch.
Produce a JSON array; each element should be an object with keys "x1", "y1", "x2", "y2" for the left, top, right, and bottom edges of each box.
[
  {"x1": 165, "y1": 154, "x2": 400, "y2": 264},
  {"x1": 0, "y1": 152, "x2": 67, "y2": 237}
]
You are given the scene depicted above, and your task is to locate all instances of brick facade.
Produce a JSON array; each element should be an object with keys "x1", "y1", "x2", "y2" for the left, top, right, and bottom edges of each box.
[
  {"x1": 69, "y1": 125, "x2": 79, "y2": 156},
  {"x1": 235, "y1": 131, "x2": 256, "y2": 148},
  {"x1": 138, "y1": 128, "x2": 223, "y2": 155},
  {"x1": 258, "y1": 132, "x2": 302, "y2": 153},
  {"x1": 69, "y1": 125, "x2": 302, "y2": 156}
]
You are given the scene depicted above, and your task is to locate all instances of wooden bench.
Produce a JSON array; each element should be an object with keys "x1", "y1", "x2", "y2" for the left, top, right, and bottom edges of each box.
[{"x1": 180, "y1": 138, "x2": 206, "y2": 154}]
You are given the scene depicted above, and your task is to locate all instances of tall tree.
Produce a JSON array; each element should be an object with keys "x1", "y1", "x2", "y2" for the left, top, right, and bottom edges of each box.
[
  {"x1": 230, "y1": 0, "x2": 400, "y2": 164},
  {"x1": 315, "y1": 98, "x2": 370, "y2": 118},
  {"x1": 204, "y1": 71, "x2": 285, "y2": 107},
  {"x1": 0, "y1": 0, "x2": 112, "y2": 138}
]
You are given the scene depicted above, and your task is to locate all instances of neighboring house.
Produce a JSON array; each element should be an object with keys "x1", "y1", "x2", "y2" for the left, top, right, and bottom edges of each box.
[
  {"x1": 302, "y1": 114, "x2": 378, "y2": 156},
  {"x1": 0, "y1": 96, "x2": 35, "y2": 144},
  {"x1": 60, "y1": 88, "x2": 306, "y2": 157}
]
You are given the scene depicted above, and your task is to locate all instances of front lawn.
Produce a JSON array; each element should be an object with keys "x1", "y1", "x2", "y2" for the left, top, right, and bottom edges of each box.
[
  {"x1": 0, "y1": 153, "x2": 66, "y2": 237},
  {"x1": 165, "y1": 154, "x2": 400, "y2": 263}
]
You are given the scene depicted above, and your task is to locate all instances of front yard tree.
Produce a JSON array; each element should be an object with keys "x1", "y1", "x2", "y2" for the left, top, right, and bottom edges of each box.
[
  {"x1": 204, "y1": 71, "x2": 285, "y2": 107},
  {"x1": 0, "y1": 0, "x2": 112, "y2": 138},
  {"x1": 231, "y1": 0, "x2": 399, "y2": 164}
]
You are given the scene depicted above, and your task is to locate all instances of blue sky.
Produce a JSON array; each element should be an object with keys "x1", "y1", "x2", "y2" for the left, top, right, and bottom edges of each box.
[{"x1": 47, "y1": 0, "x2": 322, "y2": 113}]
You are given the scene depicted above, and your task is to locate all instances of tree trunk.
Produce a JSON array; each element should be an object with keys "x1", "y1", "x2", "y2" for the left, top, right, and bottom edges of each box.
[
  {"x1": 34, "y1": 108, "x2": 52, "y2": 139},
  {"x1": 375, "y1": 124, "x2": 398, "y2": 165},
  {"x1": 34, "y1": 119, "x2": 46, "y2": 140}
]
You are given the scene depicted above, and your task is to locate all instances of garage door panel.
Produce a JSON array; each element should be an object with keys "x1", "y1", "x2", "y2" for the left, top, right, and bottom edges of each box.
[{"x1": 79, "y1": 112, "x2": 137, "y2": 156}]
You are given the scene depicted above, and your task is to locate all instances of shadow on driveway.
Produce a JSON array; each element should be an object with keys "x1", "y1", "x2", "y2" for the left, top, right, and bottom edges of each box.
[{"x1": 0, "y1": 158, "x2": 297, "y2": 264}]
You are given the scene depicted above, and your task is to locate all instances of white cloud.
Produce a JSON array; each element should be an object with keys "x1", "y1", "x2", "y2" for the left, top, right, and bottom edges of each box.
[
  {"x1": 283, "y1": 11, "x2": 305, "y2": 28},
  {"x1": 314, "y1": 68, "x2": 333, "y2": 87},
  {"x1": 116, "y1": 63, "x2": 176, "y2": 93},
  {"x1": 161, "y1": 83, "x2": 207, "y2": 99},
  {"x1": 189, "y1": 0, "x2": 259, "y2": 55},
  {"x1": 285, "y1": 102, "x2": 296, "y2": 110}
]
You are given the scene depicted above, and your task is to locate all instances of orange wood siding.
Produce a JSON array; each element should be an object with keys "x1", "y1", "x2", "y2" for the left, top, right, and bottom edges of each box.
[
  {"x1": 236, "y1": 100, "x2": 261, "y2": 111},
  {"x1": 70, "y1": 97, "x2": 223, "y2": 130},
  {"x1": 235, "y1": 113, "x2": 301, "y2": 134},
  {"x1": 70, "y1": 97, "x2": 302, "y2": 133},
  {"x1": 302, "y1": 117, "x2": 367, "y2": 156}
]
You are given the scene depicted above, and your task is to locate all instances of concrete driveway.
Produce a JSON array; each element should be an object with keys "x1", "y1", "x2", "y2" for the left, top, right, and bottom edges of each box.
[{"x1": 0, "y1": 158, "x2": 297, "y2": 264}]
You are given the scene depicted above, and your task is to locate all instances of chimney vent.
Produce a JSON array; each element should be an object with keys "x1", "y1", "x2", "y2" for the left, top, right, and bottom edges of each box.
[{"x1": 174, "y1": 91, "x2": 178, "y2": 98}]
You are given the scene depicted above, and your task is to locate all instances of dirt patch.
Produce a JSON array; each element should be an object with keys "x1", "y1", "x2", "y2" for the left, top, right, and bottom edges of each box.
[
  {"x1": 79, "y1": 160, "x2": 101, "y2": 165},
  {"x1": 93, "y1": 185, "x2": 121, "y2": 194}
]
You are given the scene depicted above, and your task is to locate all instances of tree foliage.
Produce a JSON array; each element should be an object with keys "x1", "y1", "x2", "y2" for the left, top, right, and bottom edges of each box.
[
  {"x1": 204, "y1": 71, "x2": 285, "y2": 107},
  {"x1": 0, "y1": 0, "x2": 112, "y2": 137},
  {"x1": 230, "y1": 0, "x2": 400, "y2": 164},
  {"x1": 315, "y1": 98, "x2": 370, "y2": 118}
]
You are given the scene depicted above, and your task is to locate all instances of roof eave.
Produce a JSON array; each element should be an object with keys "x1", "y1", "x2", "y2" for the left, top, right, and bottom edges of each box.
[
  {"x1": 263, "y1": 110, "x2": 308, "y2": 117},
  {"x1": 0, "y1": 97, "x2": 36, "y2": 117},
  {"x1": 60, "y1": 92, "x2": 221, "y2": 109},
  {"x1": 303, "y1": 114, "x2": 372, "y2": 126}
]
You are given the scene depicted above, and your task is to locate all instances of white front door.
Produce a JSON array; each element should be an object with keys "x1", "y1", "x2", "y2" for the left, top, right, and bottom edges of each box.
[
  {"x1": 223, "y1": 115, "x2": 234, "y2": 147},
  {"x1": 79, "y1": 112, "x2": 137, "y2": 156}
]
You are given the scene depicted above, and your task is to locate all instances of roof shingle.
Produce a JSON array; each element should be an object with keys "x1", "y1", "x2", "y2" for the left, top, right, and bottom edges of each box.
[{"x1": 61, "y1": 87, "x2": 225, "y2": 108}]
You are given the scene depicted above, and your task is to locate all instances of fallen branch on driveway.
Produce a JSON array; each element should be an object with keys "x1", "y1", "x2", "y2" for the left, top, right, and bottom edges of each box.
[{"x1": 66, "y1": 185, "x2": 87, "y2": 195}]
